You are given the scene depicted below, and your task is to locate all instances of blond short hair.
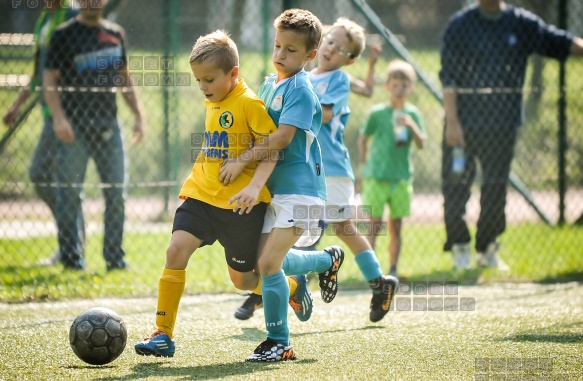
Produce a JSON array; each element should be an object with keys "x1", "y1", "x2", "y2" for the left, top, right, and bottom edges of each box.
[
  {"x1": 387, "y1": 59, "x2": 417, "y2": 83},
  {"x1": 189, "y1": 30, "x2": 239, "y2": 73},
  {"x1": 328, "y1": 17, "x2": 366, "y2": 59},
  {"x1": 274, "y1": 8, "x2": 323, "y2": 51}
]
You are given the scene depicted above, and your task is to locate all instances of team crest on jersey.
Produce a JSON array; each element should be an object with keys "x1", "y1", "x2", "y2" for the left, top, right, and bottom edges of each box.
[
  {"x1": 508, "y1": 34, "x2": 517, "y2": 46},
  {"x1": 219, "y1": 111, "x2": 234, "y2": 129},
  {"x1": 271, "y1": 96, "x2": 283, "y2": 111},
  {"x1": 316, "y1": 82, "x2": 328, "y2": 96}
]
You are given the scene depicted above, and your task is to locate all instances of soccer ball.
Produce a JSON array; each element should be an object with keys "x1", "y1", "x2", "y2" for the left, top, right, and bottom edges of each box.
[{"x1": 69, "y1": 307, "x2": 127, "y2": 365}]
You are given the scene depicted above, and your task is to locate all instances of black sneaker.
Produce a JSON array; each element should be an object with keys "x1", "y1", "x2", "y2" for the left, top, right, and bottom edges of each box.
[
  {"x1": 234, "y1": 293, "x2": 263, "y2": 320},
  {"x1": 245, "y1": 338, "x2": 296, "y2": 362},
  {"x1": 369, "y1": 275, "x2": 399, "y2": 323},
  {"x1": 318, "y1": 246, "x2": 345, "y2": 303}
]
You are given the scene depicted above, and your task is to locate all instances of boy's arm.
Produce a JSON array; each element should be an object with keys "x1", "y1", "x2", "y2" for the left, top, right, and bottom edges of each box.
[
  {"x1": 348, "y1": 44, "x2": 381, "y2": 98},
  {"x1": 321, "y1": 105, "x2": 334, "y2": 124},
  {"x1": 229, "y1": 158, "x2": 278, "y2": 215},
  {"x1": 401, "y1": 115, "x2": 426, "y2": 149},
  {"x1": 219, "y1": 124, "x2": 296, "y2": 185},
  {"x1": 118, "y1": 64, "x2": 146, "y2": 145}
]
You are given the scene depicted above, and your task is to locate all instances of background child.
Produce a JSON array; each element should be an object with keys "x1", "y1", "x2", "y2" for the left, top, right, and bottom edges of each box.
[{"x1": 358, "y1": 59, "x2": 426, "y2": 278}]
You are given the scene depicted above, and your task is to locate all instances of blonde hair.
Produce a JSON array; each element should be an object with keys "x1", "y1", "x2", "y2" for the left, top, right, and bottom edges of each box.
[
  {"x1": 189, "y1": 30, "x2": 239, "y2": 73},
  {"x1": 328, "y1": 17, "x2": 366, "y2": 59},
  {"x1": 386, "y1": 59, "x2": 417, "y2": 83},
  {"x1": 274, "y1": 8, "x2": 323, "y2": 51}
]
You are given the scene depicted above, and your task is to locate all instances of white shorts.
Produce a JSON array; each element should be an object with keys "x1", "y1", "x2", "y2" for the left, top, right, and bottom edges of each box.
[
  {"x1": 323, "y1": 176, "x2": 356, "y2": 223},
  {"x1": 262, "y1": 194, "x2": 325, "y2": 247}
]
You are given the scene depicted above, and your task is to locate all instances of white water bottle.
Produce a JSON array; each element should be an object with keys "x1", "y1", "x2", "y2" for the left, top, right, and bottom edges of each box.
[{"x1": 452, "y1": 144, "x2": 465, "y2": 174}]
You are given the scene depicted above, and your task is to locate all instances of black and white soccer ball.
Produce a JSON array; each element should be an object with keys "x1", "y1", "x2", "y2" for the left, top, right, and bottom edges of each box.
[{"x1": 69, "y1": 307, "x2": 127, "y2": 365}]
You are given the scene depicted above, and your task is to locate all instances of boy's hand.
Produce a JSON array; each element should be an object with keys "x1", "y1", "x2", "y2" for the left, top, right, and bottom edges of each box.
[
  {"x1": 368, "y1": 44, "x2": 382, "y2": 66},
  {"x1": 219, "y1": 157, "x2": 247, "y2": 185},
  {"x1": 229, "y1": 184, "x2": 260, "y2": 215}
]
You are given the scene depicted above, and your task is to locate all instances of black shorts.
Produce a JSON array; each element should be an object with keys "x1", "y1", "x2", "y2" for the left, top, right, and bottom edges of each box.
[{"x1": 172, "y1": 198, "x2": 267, "y2": 272}]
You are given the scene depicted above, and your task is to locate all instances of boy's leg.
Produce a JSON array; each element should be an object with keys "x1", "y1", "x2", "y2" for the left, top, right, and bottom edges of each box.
[
  {"x1": 388, "y1": 218, "x2": 402, "y2": 276},
  {"x1": 246, "y1": 228, "x2": 300, "y2": 362},
  {"x1": 136, "y1": 199, "x2": 215, "y2": 358},
  {"x1": 135, "y1": 230, "x2": 202, "y2": 358}
]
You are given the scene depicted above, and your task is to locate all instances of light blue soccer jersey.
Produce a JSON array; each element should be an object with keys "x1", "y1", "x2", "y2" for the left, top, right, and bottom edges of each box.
[
  {"x1": 259, "y1": 70, "x2": 327, "y2": 200},
  {"x1": 309, "y1": 69, "x2": 354, "y2": 181}
]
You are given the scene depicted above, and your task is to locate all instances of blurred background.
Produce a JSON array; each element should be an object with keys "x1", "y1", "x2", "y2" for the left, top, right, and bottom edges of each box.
[{"x1": 1, "y1": 0, "x2": 582, "y2": 301}]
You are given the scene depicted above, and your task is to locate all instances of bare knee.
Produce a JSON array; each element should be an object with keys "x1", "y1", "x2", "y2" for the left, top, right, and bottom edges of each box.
[
  {"x1": 230, "y1": 271, "x2": 258, "y2": 291},
  {"x1": 165, "y1": 242, "x2": 191, "y2": 270}
]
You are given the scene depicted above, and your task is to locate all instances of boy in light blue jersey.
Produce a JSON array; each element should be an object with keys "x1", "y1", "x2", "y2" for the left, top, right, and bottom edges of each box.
[
  {"x1": 220, "y1": 9, "x2": 345, "y2": 362},
  {"x1": 308, "y1": 18, "x2": 398, "y2": 322}
]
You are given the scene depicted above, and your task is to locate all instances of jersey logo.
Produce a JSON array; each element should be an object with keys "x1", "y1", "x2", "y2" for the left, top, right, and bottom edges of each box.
[
  {"x1": 219, "y1": 111, "x2": 234, "y2": 129},
  {"x1": 508, "y1": 34, "x2": 517, "y2": 46},
  {"x1": 271, "y1": 95, "x2": 283, "y2": 111},
  {"x1": 315, "y1": 82, "x2": 328, "y2": 96}
]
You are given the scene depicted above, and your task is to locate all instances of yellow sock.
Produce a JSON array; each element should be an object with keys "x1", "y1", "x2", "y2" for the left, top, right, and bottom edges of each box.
[
  {"x1": 288, "y1": 276, "x2": 298, "y2": 296},
  {"x1": 252, "y1": 277, "x2": 263, "y2": 295},
  {"x1": 156, "y1": 268, "x2": 186, "y2": 338},
  {"x1": 252, "y1": 276, "x2": 297, "y2": 296}
]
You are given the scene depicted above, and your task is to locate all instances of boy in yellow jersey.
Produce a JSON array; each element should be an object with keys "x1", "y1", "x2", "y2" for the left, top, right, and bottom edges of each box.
[{"x1": 134, "y1": 30, "x2": 285, "y2": 358}]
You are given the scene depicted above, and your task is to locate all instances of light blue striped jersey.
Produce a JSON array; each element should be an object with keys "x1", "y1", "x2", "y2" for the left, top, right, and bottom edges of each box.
[
  {"x1": 309, "y1": 69, "x2": 354, "y2": 181},
  {"x1": 259, "y1": 70, "x2": 327, "y2": 200}
]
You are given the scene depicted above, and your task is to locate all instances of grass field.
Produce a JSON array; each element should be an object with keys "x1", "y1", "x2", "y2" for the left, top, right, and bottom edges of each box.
[
  {"x1": 1, "y1": 282, "x2": 582, "y2": 380},
  {"x1": 2, "y1": 221, "x2": 583, "y2": 301}
]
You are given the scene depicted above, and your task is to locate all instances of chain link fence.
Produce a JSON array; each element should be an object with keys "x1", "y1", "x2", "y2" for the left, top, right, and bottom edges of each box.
[{"x1": 0, "y1": 0, "x2": 581, "y2": 301}]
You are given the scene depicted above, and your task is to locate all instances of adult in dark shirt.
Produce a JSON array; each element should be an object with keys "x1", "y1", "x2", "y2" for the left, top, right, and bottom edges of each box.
[
  {"x1": 44, "y1": 0, "x2": 145, "y2": 271},
  {"x1": 3, "y1": 3, "x2": 81, "y2": 266},
  {"x1": 439, "y1": 0, "x2": 583, "y2": 270}
]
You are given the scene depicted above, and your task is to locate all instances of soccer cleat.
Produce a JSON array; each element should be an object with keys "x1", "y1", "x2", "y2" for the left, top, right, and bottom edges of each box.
[
  {"x1": 477, "y1": 242, "x2": 509, "y2": 271},
  {"x1": 288, "y1": 275, "x2": 313, "y2": 322},
  {"x1": 369, "y1": 275, "x2": 399, "y2": 323},
  {"x1": 318, "y1": 245, "x2": 345, "y2": 303},
  {"x1": 234, "y1": 293, "x2": 263, "y2": 320},
  {"x1": 134, "y1": 330, "x2": 175, "y2": 357},
  {"x1": 245, "y1": 338, "x2": 296, "y2": 362},
  {"x1": 452, "y1": 243, "x2": 471, "y2": 270}
]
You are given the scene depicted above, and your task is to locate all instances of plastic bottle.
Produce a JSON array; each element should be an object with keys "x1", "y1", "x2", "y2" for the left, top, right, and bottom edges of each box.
[{"x1": 452, "y1": 144, "x2": 465, "y2": 174}]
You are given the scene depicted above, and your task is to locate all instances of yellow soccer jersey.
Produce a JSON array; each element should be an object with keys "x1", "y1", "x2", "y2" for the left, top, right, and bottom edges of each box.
[{"x1": 179, "y1": 79, "x2": 276, "y2": 209}]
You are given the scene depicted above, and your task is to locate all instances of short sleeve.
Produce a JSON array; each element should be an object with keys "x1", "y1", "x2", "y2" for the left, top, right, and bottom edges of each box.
[
  {"x1": 246, "y1": 99, "x2": 277, "y2": 139},
  {"x1": 319, "y1": 72, "x2": 350, "y2": 117},
  {"x1": 45, "y1": 29, "x2": 66, "y2": 70},
  {"x1": 279, "y1": 85, "x2": 316, "y2": 131}
]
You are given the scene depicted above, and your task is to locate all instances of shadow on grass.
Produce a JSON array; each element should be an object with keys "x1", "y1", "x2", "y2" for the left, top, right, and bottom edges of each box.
[
  {"x1": 538, "y1": 271, "x2": 583, "y2": 284},
  {"x1": 501, "y1": 333, "x2": 583, "y2": 344},
  {"x1": 93, "y1": 359, "x2": 318, "y2": 380},
  {"x1": 229, "y1": 325, "x2": 384, "y2": 342},
  {"x1": 403, "y1": 268, "x2": 485, "y2": 285}
]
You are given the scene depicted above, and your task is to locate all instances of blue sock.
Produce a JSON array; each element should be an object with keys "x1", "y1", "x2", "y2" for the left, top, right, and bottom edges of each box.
[
  {"x1": 261, "y1": 271, "x2": 289, "y2": 345},
  {"x1": 355, "y1": 250, "x2": 382, "y2": 281},
  {"x1": 282, "y1": 248, "x2": 332, "y2": 275}
]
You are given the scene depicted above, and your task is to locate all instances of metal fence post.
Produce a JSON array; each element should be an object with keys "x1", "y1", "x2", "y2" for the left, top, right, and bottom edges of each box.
[{"x1": 558, "y1": 0, "x2": 568, "y2": 226}]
